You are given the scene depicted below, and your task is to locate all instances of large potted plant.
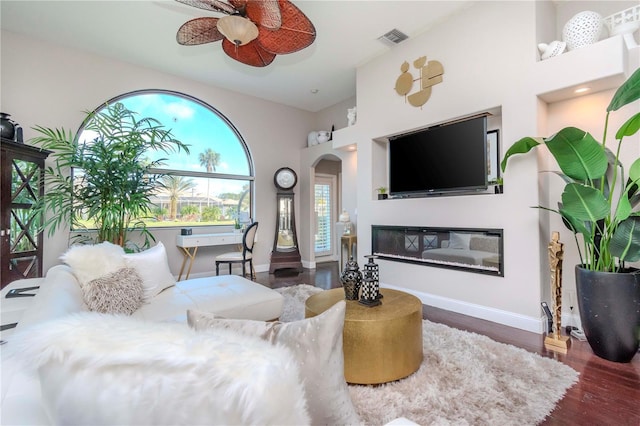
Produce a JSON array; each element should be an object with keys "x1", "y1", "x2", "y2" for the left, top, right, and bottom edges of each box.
[
  {"x1": 501, "y1": 68, "x2": 640, "y2": 363},
  {"x1": 32, "y1": 102, "x2": 189, "y2": 248}
]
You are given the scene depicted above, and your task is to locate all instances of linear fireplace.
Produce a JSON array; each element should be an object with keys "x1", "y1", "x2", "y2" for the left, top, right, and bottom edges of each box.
[{"x1": 372, "y1": 225, "x2": 504, "y2": 276}]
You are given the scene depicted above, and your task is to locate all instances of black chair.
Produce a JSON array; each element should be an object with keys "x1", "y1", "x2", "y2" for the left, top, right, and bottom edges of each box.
[{"x1": 215, "y1": 221, "x2": 258, "y2": 280}]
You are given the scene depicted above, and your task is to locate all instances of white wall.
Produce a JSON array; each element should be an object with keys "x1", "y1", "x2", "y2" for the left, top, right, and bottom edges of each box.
[
  {"x1": 1, "y1": 30, "x2": 315, "y2": 277},
  {"x1": 314, "y1": 96, "x2": 356, "y2": 132},
  {"x1": 332, "y1": 0, "x2": 639, "y2": 332}
]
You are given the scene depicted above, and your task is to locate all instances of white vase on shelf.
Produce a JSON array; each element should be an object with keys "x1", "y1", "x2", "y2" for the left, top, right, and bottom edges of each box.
[
  {"x1": 562, "y1": 11, "x2": 604, "y2": 51},
  {"x1": 604, "y1": 5, "x2": 640, "y2": 48},
  {"x1": 538, "y1": 41, "x2": 566, "y2": 60},
  {"x1": 316, "y1": 131, "x2": 330, "y2": 143}
]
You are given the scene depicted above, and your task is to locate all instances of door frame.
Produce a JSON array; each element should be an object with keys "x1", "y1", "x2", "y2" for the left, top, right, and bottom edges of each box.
[{"x1": 314, "y1": 173, "x2": 338, "y2": 261}]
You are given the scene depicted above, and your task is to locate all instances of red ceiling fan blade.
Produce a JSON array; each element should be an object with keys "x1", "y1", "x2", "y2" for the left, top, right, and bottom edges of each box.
[
  {"x1": 228, "y1": 0, "x2": 247, "y2": 10},
  {"x1": 246, "y1": 0, "x2": 281, "y2": 31},
  {"x1": 256, "y1": 0, "x2": 315, "y2": 55},
  {"x1": 222, "y1": 39, "x2": 276, "y2": 67},
  {"x1": 175, "y1": 0, "x2": 237, "y2": 15},
  {"x1": 177, "y1": 17, "x2": 225, "y2": 45}
]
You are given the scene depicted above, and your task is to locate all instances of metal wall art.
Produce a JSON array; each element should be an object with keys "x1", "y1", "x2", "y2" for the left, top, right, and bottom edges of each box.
[{"x1": 394, "y1": 56, "x2": 444, "y2": 108}]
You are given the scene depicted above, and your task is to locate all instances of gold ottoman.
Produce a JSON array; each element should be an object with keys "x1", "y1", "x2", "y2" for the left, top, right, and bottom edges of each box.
[{"x1": 305, "y1": 288, "x2": 423, "y2": 385}]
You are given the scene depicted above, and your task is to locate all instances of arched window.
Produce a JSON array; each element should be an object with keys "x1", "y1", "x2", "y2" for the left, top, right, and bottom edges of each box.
[{"x1": 77, "y1": 90, "x2": 254, "y2": 228}]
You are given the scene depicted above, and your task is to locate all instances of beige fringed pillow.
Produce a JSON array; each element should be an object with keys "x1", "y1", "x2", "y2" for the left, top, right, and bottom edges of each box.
[
  {"x1": 188, "y1": 300, "x2": 360, "y2": 426},
  {"x1": 82, "y1": 268, "x2": 144, "y2": 315}
]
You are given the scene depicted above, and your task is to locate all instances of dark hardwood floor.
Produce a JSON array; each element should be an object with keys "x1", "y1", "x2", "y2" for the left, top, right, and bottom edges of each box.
[{"x1": 255, "y1": 262, "x2": 640, "y2": 425}]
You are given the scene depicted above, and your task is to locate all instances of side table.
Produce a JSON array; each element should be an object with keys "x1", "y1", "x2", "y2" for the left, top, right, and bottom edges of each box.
[
  {"x1": 305, "y1": 288, "x2": 423, "y2": 384},
  {"x1": 1, "y1": 278, "x2": 42, "y2": 339}
]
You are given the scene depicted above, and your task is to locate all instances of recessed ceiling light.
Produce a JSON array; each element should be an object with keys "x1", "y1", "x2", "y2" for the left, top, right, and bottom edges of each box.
[
  {"x1": 310, "y1": 88, "x2": 319, "y2": 94},
  {"x1": 574, "y1": 87, "x2": 590, "y2": 94}
]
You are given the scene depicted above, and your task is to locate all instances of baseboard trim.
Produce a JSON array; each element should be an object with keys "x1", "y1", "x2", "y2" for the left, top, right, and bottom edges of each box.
[{"x1": 381, "y1": 282, "x2": 545, "y2": 334}]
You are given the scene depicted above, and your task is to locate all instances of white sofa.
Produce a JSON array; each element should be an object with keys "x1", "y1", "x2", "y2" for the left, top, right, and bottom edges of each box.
[{"x1": 1, "y1": 261, "x2": 285, "y2": 425}]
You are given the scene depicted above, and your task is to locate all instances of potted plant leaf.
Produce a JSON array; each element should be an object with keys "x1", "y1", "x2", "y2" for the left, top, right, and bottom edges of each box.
[
  {"x1": 501, "y1": 68, "x2": 640, "y2": 362},
  {"x1": 31, "y1": 102, "x2": 189, "y2": 249},
  {"x1": 376, "y1": 187, "x2": 388, "y2": 200}
]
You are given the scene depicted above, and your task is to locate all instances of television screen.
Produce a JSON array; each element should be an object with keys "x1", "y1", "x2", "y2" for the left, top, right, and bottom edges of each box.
[{"x1": 389, "y1": 116, "x2": 488, "y2": 196}]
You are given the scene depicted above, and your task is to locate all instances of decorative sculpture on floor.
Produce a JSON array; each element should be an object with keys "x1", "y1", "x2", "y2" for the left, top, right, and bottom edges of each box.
[{"x1": 544, "y1": 231, "x2": 571, "y2": 353}]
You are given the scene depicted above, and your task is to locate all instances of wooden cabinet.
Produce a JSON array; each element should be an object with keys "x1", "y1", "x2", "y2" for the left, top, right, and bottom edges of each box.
[{"x1": 1, "y1": 138, "x2": 50, "y2": 288}]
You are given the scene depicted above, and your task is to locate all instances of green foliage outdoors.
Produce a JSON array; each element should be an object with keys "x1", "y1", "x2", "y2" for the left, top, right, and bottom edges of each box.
[
  {"x1": 31, "y1": 102, "x2": 190, "y2": 248},
  {"x1": 502, "y1": 68, "x2": 640, "y2": 272},
  {"x1": 201, "y1": 206, "x2": 222, "y2": 222}
]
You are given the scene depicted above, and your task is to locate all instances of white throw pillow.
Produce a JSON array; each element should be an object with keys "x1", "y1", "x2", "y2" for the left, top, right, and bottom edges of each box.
[
  {"x1": 60, "y1": 242, "x2": 126, "y2": 286},
  {"x1": 188, "y1": 300, "x2": 360, "y2": 426},
  {"x1": 122, "y1": 242, "x2": 175, "y2": 300},
  {"x1": 14, "y1": 313, "x2": 310, "y2": 426},
  {"x1": 448, "y1": 232, "x2": 472, "y2": 250}
]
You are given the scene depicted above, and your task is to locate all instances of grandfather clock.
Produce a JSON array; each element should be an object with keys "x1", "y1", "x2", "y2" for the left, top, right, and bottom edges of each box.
[{"x1": 269, "y1": 167, "x2": 302, "y2": 274}]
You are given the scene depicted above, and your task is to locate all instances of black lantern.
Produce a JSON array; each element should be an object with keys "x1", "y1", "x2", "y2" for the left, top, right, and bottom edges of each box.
[{"x1": 359, "y1": 255, "x2": 382, "y2": 307}]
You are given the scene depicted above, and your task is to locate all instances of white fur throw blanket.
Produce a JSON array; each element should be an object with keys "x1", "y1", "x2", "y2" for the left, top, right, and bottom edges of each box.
[{"x1": 13, "y1": 312, "x2": 310, "y2": 425}]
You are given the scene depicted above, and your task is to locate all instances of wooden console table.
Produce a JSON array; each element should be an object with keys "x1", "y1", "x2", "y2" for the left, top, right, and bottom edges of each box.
[{"x1": 176, "y1": 232, "x2": 243, "y2": 280}]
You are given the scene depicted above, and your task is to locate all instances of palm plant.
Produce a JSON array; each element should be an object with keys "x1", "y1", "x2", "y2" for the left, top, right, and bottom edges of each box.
[
  {"x1": 31, "y1": 102, "x2": 189, "y2": 247},
  {"x1": 199, "y1": 148, "x2": 220, "y2": 172},
  {"x1": 501, "y1": 68, "x2": 640, "y2": 272},
  {"x1": 199, "y1": 148, "x2": 220, "y2": 206},
  {"x1": 159, "y1": 175, "x2": 196, "y2": 220}
]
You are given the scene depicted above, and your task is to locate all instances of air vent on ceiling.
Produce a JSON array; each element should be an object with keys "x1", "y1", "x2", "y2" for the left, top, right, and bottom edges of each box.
[{"x1": 378, "y1": 29, "x2": 409, "y2": 46}]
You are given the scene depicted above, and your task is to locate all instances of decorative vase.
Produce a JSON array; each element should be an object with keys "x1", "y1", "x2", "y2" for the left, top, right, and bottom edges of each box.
[
  {"x1": 562, "y1": 11, "x2": 604, "y2": 51},
  {"x1": 0, "y1": 112, "x2": 16, "y2": 140},
  {"x1": 575, "y1": 265, "x2": 640, "y2": 363},
  {"x1": 340, "y1": 257, "x2": 362, "y2": 300},
  {"x1": 316, "y1": 131, "x2": 330, "y2": 143},
  {"x1": 359, "y1": 255, "x2": 382, "y2": 307},
  {"x1": 604, "y1": 5, "x2": 640, "y2": 49}
]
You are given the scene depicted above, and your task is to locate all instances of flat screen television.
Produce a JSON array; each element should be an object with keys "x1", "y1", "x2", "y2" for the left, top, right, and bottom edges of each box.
[{"x1": 388, "y1": 116, "x2": 488, "y2": 196}]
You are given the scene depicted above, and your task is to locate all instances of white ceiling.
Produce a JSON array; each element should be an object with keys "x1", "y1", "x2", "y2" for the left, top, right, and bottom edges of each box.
[{"x1": 1, "y1": 0, "x2": 474, "y2": 112}]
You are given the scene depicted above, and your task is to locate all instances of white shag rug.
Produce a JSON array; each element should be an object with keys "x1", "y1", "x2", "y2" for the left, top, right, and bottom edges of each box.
[{"x1": 276, "y1": 285, "x2": 579, "y2": 426}]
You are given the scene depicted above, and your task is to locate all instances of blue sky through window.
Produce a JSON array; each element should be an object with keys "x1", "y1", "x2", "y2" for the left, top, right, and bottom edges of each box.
[
  {"x1": 79, "y1": 91, "x2": 252, "y2": 199},
  {"x1": 118, "y1": 92, "x2": 250, "y2": 176}
]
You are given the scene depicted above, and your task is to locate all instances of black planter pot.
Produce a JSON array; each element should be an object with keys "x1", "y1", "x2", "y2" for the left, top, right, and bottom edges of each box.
[{"x1": 575, "y1": 265, "x2": 640, "y2": 363}]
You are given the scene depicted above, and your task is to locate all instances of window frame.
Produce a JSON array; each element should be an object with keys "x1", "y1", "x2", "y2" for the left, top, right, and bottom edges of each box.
[{"x1": 74, "y1": 89, "x2": 255, "y2": 230}]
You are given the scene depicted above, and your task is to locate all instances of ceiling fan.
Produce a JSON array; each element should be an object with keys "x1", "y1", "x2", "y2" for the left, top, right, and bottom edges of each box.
[{"x1": 175, "y1": 0, "x2": 316, "y2": 67}]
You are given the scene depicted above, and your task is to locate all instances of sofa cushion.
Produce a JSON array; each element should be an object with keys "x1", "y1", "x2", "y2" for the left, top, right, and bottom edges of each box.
[
  {"x1": 15, "y1": 265, "x2": 86, "y2": 332},
  {"x1": 13, "y1": 313, "x2": 310, "y2": 426},
  {"x1": 133, "y1": 275, "x2": 284, "y2": 323},
  {"x1": 82, "y1": 267, "x2": 144, "y2": 315},
  {"x1": 60, "y1": 242, "x2": 125, "y2": 286},
  {"x1": 188, "y1": 300, "x2": 360, "y2": 426},
  {"x1": 123, "y1": 242, "x2": 175, "y2": 301},
  {"x1": 469, "y1": 235, "x2": 500, "y2": 254},
  {"x1": 448, "y1": 232, "x2": 472, "y2": 250}
]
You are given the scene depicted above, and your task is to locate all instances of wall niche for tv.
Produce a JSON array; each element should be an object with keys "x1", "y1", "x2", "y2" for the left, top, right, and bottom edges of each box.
[
  {"x1": 372, "y1": 225, "x2": 504, "y2": 276},
  {"x1": 371, "y1": 108, "x2": 503, "y2": 200}
]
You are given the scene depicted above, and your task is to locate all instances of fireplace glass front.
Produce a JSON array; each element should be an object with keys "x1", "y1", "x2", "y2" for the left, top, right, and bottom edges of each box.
[{"x1": 372, "y1": 225, "x2": 503, "y2": 276}]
